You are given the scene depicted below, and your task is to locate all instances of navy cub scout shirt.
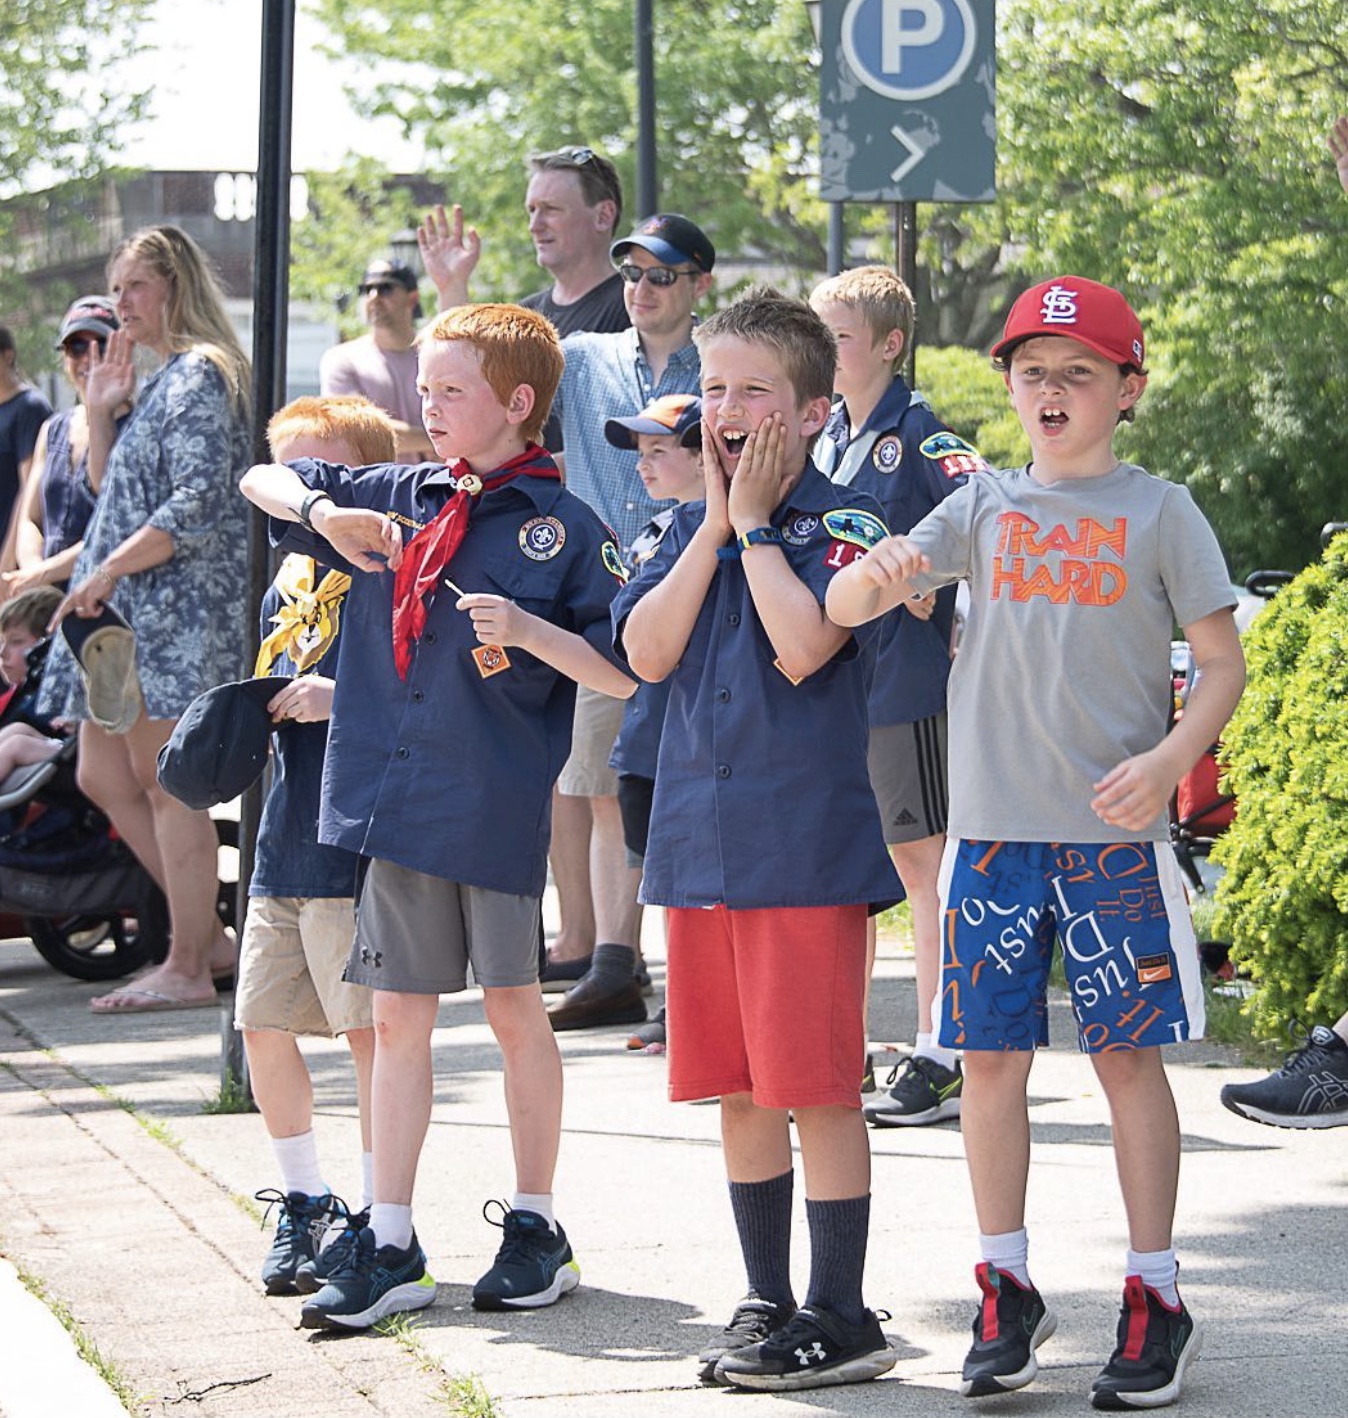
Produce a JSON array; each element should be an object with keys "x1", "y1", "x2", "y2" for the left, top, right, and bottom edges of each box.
[
  {"x1": 612, "y1": 464, "x2": 902, "y2": 912},
  {"x1": 273, "y1": 457, "x2": 629, "y2": 898},
  {"x1": 815, "y1": 378, "x2": 986, "y2": 726}
]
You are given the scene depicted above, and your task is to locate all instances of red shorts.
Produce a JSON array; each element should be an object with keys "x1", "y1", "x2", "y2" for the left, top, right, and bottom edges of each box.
[{"x1": 665, "y1": 903, "x2": 868, "y2": 1110}]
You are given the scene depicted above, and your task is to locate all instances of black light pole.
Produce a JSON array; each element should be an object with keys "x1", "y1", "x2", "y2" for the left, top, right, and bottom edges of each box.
[
  {"x1": 224, "y1": 0, "x2": 296, "y2": 1095},
  {"x1": 635, "y1": 0, "x2": 658, "y2": 217}
]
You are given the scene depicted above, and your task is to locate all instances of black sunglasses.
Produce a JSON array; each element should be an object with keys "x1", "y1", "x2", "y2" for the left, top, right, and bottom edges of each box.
[
  {"x1": 359, "y1": 281, "x2": 402, "y2": 296},
  {"x1": 63, "y1": 336, "x2": 106, "y2": 358},
  {"x1": 617, "y1": 263, "x2": 700, "y2": 287}
]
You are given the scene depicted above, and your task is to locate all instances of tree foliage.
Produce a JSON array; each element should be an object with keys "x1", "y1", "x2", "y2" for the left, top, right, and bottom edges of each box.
[
  {"x1": 1211, "y1": 535, "x2": 1348, "y2": 1037},
  {"x1": 305, "y1": 0, "x2": 1348, "y2": 575},
  {"x1": 0, "y1": 0, "x2": 150, "y2": 347}
]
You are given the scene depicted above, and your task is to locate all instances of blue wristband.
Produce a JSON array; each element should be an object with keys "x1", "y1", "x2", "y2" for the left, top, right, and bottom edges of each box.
[{"x1": 717, "y1": 525, "x2": 782, "y2": 561}]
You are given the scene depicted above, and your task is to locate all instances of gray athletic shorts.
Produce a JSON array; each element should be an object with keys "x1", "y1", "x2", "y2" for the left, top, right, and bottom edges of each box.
[
  {"x1": 868, "y1": 713, "x2": 950, "y2": 844},
  {"x1": 557, "y1": 685, "x2": 624, "y2": 797},
  {"x1": 346, "y1": 857, "x2": 542, "y2": 995}
]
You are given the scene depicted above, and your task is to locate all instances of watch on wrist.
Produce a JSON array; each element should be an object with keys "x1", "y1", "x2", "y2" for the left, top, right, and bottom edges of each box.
[
  {"x1": 737, "y1": 525, "x2": 783, "y2": 551},
  {"x1": 298, "y1": 490, "x2": 334, "y2": 532}
]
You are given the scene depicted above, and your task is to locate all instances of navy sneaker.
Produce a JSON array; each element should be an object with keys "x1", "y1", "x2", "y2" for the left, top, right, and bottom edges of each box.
[
  {"x1": 299, "y1": 1227, "x2": 436, "y2": 1331},
  {"x1": 1220, "y1": 1024, "x2": 1348, "y2": 1129},
  {"x1": 255, "y1": 1189, "x2": 340, "y2": 1296},
  {"x1": 1090, "y1": 1276, "x2": 1201, "y2": 1410},
  {"x1": 696, "y1": 1295, "x2": 796, "y2": 1384},
  {"x1": 471, "y1": 1201, "x2": 580, "y2": 1310},
  {"x1": 961, "y1": 1262, "x2": 1057, "y2": 1397},
  {"x1": 863, "y1": 1055, "x2": 963, "y2": 1127},
  {"x1": 295, "y1": 1205, "x2": 369, "y2": 1295},
  {"x1": 714, "y1": 1303, "x2": 896, "y2": 1391}
]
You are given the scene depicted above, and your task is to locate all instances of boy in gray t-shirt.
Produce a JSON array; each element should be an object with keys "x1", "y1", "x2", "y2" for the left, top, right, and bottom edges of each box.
[{"x1": 828, "y1": 277, "x2": 1245, "y2": 1412}]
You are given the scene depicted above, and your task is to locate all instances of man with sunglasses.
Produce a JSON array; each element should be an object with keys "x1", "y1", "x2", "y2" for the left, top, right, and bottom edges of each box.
[
  {"x1": 0, "y1": 326, "x2": 54, "y2": 576},
  {"x1": 540, "y1": 213, "x2": 716, "y2": 1033},
  {"x1": 319, "y1": 260, "x2": 433, "y2": 463}
]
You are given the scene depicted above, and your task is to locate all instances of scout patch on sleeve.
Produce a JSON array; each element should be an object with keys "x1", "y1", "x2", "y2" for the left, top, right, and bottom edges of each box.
[
  {"x1": 824, "y1": 540, "x2": 867, "y2": 570},
  {"x1": 822, "y1": 507, "x2": 888, "y2": 549},
  {"x1": 781, "y1": 512, "x2": 822, "y2": 546},
  {"x1": 872, "y1": 435, "x2": 902, "y2": 472},
  {"x1": 918, "y1": 430, "x2": 989, "y2": 479},
  {"x1": 519, "y1": 516, "x2": 566, "y2": 561},
  {"x1": 601, "y1": 541, "x2": 629, "y2": 583},
  {"x1": 472, "y1": 644, "x2": 512, "y2": 679}
]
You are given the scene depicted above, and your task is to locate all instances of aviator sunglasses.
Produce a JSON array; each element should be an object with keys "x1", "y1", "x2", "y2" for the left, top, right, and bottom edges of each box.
[
  {"x1": 63, "y1": 336, "x2": 107, "y2": 358},
  {"x1": 617, "y1": 263, "x2": 700, "y2": 287}
]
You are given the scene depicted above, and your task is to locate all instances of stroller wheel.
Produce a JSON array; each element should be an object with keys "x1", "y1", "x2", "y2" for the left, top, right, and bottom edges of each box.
[{"x1": 27, "y1": 896, "x2": 168, "y2": 983}]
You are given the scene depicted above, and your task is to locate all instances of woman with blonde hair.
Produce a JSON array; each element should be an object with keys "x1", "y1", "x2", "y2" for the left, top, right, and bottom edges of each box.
[{"x1": 45, "y1": 224, "x2": 252, "y2": 1013}]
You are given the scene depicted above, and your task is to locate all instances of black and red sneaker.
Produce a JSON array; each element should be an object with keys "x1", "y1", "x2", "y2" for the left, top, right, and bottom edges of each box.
[
  {"x1": 960, "y1": 1262, "x2": 1057, "y2": 1397},
  {"x1": 1090, "y1": 1275, "x2": 1200, "y2": 1410}
]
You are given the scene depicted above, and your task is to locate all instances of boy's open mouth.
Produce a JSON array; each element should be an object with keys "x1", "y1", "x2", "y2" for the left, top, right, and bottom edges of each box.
[
  {"x1": 1040, "y1": 406, "x2": 1068, "y2": 429},
  {"x1": 721, "y1": 429, "x2": 748, "y2": 458}
]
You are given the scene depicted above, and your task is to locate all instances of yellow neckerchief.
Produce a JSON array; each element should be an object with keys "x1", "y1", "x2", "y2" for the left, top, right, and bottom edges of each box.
[{"x1": 254, "y1": 554, "x2": 352, "y2": 676}]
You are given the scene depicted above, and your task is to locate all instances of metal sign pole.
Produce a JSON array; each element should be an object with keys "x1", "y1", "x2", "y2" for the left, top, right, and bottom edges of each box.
[{"x1": 895, "y1": 199, "x2": 917, "y2": 387}]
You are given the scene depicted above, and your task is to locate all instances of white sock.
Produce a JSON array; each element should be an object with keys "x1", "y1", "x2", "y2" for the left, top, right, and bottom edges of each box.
[
  {"x1": 513, "y1": 1191, "x2": 555, "y2": 1231},
  {"x1": 980, "y1": 1227, "x2": 1031, "y2": 1287},
  {"x1": 912, "y1": 1031, "x2": 959, "y2": 1071},
  {"x1": 271, "y1": 1130, "x2": 326, "y2": 1198},
  {"x1": 360, "y1": 1152, "x2": 374, "y2": 1212},
  {"x1": 368, "y1": 1203, "x2": 414, "y2": 1251},
  {"x1": 1128, "y1": 1247, "x2": 1179, "y2": 1307}
]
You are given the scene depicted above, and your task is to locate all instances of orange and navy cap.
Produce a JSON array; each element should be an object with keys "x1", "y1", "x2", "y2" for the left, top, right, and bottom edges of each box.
[
  {"x1": 604, "y1": 393, "x2": 702, "y2": 450},
  {"x1": 992, "y1": 276, "x2": 1146, "y2": 371}
]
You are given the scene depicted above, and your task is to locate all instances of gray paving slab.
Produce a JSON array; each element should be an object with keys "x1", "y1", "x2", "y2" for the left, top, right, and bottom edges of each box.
[{"x1": 1, "y1": 929, "x2": 1345, "y2": 1418}]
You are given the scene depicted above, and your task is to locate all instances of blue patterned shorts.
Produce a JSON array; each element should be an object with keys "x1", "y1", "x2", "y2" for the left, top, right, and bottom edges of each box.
[{"x1": 935, "y1": 839, "x2": 1204, "y2": 1053}]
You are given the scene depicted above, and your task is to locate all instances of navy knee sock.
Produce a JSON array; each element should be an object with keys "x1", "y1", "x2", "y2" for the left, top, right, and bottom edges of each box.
[
  {"x1": 728, "y1": 1170, "x2": 796, "y2": 1308},
  {"x1": 804, "y1": 1194, "x2": 870, "y2": 1327}
]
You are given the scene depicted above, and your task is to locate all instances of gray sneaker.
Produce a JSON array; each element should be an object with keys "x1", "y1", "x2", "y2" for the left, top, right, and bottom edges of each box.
[{"x1": 863, "y1": 1055, "x2": 962, "y2": 1127}]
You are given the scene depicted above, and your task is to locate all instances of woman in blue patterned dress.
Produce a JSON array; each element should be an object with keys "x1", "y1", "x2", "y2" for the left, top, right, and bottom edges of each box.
[{"x1": 45, "y1": 226, "x2": 252, "y2": 1013}]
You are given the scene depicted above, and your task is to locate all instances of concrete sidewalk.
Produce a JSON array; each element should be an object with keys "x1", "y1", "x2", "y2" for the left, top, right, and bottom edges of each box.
[{"x1": 0, "y1": 927, "x2": 1342, "y2": 1418}]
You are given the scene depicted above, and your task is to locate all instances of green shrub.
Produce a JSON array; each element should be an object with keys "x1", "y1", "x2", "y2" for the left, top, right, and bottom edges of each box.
[
  {"x1": 916, "y1": 346, "x2": 1031, "y2": 470},
  {"x1": 1210, "y1": 533, "x2": 1348, "y2": 1037}
]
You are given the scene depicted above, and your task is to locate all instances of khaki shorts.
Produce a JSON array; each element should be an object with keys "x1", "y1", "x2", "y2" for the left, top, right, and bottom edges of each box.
[
  {"x1": 346, "y1": 857, "x2": 542, "y2": 995},
  {"x1": 234, "y1": 895, "x2": 372, "y2": 1037},
  {"x1": 557, "y1": 685, "x2": 625, "y2": 798},
  {"x1": 868, "y1": 713, "x2": 949, "y2": 844}
]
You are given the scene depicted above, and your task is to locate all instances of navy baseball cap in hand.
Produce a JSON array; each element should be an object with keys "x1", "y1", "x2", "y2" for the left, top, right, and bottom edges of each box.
[{"x1": 157, "y1": 677, "x2": 293, "y2": 810}]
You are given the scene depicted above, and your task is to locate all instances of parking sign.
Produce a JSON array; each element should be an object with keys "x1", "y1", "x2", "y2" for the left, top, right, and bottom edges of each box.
[{"x1": 819, "y1": 0, "x2": 995, "y2": 202}]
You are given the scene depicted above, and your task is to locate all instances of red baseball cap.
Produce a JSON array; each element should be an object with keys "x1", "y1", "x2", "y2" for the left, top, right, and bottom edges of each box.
[{"x1": 992, "y1": 276, "x2": 1146, "y2": 370}]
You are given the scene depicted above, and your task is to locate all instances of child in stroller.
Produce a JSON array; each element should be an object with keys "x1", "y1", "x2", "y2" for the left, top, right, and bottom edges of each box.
[{"x1": 0, "y1": 587, "x2": 168, "y2": 979}]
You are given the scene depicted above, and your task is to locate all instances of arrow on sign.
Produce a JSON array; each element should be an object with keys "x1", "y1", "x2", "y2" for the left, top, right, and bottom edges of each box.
[{"x1": 890, "y1": 125, "x2": 925, "y2": 183}]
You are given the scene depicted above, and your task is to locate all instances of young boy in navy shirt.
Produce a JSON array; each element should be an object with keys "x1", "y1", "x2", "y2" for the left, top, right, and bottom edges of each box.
[
  {"x1": 811, "y1": 266, "x2": 986, "y2": 1125},
  {"x1": 240, "y1": 303, "x2": 635, "y2": 1331},
  {"x1": 828, "y1": 277, "x2": 1245, "y2": 1409},
  {"x1": 615, "y1": 287, "x2": 901, "y2": 1391},
  {"x1": 602, "y1": 392, "x2": 705, "y2": 1054},
  {"x1": 235, "y1": 396, "x2": 394, "y2": 1299}
]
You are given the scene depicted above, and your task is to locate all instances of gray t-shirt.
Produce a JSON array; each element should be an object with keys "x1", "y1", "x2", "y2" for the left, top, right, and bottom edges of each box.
[{"x1": 907, "y1": 462, "x2": 1235, "y2": 843}]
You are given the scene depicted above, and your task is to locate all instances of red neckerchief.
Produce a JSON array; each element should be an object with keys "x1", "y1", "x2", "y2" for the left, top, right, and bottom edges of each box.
[{"x1": 391, "y1": 444, "x2": 559, "y2": 680}]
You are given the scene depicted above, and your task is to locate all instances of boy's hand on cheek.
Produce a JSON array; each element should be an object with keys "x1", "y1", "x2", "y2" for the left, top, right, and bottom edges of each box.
[
  {"x1": 699, "y1": 418, "x2": 732, "y2": 540},
  {"x1": 727, "y1": 413, "x2": 786, "y2": 535}
]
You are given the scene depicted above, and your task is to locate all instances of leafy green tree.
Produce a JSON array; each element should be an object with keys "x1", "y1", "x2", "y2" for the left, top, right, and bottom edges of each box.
[
  {"x1": 1212, "y1": 534, "x2": 1348, "y2": 1037},
  {"x1": 0, "y1": 0, "x2": 150, "y2": 352}
]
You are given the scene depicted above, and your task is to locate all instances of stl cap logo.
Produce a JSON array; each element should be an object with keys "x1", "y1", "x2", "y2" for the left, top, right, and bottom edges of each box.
[{"x1": 1039, "y1": 284, "x2": 1080, "y2": 325}]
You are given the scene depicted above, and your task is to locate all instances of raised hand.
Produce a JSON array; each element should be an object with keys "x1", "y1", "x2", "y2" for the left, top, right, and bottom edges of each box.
[
  {"x1": 727, "y1": 413, "x2": 787, "y2": 534},
  {"x1": 311, "y1": 506, "x2": 403, "y2": 574},
  {"x1": 699, "y1": 416, "x2": 733, "y2": 542},
  {"x1": 84, "y1": 328, "x2": 136, "y2": 415},
  {"x1": 418, "y1": 204, "x2": 481, "y2": 304}
]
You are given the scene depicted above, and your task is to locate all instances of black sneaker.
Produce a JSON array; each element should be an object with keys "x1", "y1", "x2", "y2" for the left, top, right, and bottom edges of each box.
[
  {"x1": 471, "y1": 1201, "x2": 580, "y2": 1310},
  {"x1": 1220, "y1": 1024, "x2": 1348, "y2": 1129},
  {"x1": 863, "y1": 1055, "x2": 963, "y2": 1127},
  {"x1": 714, "y1": 1303, "x2": 896, "y2": 1391},
  {"x1": 295, "y1": 1205, "x2": 369, "y2": 1295},
  {"x1": 1090, "y1": 1275, "x2": 1200, "y2": 1410},
  {"x1": 255, "y1": 1189, "x2": 340, "y2": 1296},
  {"x1": 299, "y1": 1226, "x2": 436, "y2": 1331},
  {"x1": 961, "y1": 1262, "x2": 1057, "y2": 1397},
  {"x1": 696, "y1": 1295, "x2": 796, "y2": 1384}
]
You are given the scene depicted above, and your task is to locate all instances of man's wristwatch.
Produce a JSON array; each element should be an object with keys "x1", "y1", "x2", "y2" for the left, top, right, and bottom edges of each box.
[{"x1": 298, "y1": 490, "x2": 334, "y2": 532}]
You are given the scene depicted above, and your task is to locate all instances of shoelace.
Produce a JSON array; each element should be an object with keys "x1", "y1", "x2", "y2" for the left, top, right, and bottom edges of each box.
[
  {"x1": 481, "y1": 1198, "x2": 548, "y2": 1261},
  {"x1": 1280, "y1": 1022, "x2": 1340, "y2": 1074}
]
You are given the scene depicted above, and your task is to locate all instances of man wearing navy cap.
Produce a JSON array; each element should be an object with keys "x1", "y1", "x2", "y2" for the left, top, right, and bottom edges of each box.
[{"x1": 319, "y1": 259, "x2": 432, "y2": 463}]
